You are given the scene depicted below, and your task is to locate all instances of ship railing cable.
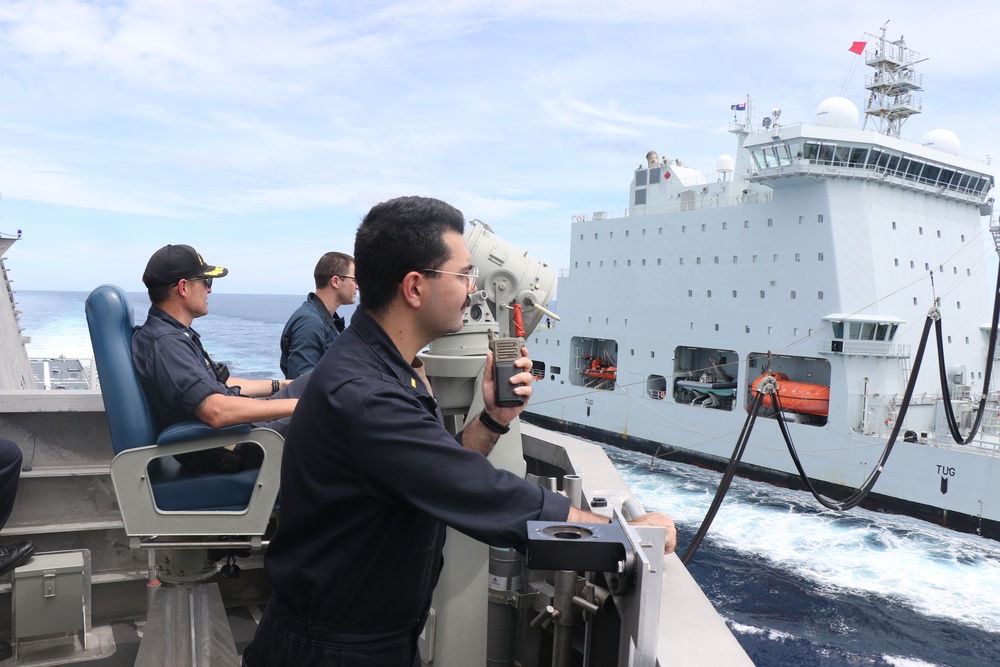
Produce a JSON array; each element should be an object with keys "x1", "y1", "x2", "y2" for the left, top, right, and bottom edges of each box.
[{"x1": 682, "y1": 262, "x2": 1000, "y2": 562}]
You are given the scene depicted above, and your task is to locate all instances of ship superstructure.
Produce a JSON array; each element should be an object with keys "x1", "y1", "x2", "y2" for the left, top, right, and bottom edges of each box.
[{"x1": 524, "y1": 31, "x2": 1000, "y2": 538}]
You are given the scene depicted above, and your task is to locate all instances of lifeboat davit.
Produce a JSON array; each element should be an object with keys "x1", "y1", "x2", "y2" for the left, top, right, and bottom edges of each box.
[{"x1": 751, "y1": 372, "x2": 829, "y2": 417}]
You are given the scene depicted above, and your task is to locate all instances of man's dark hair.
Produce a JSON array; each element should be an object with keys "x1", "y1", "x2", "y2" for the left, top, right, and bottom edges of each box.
[
  {"x1": 314, "y1": 252, "x2": 354, "y2": 290},
  {"x1": 148, "y1": 284, "x2": 172, "y2": 305},
  {"x1": 354, "y1": 196, "x2": 465, "y2": 315}
]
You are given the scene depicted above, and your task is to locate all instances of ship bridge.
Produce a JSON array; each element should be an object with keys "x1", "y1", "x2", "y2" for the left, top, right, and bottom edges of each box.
[{"x1": 744, "y1": 124, "x2": 993, "y2": 207}]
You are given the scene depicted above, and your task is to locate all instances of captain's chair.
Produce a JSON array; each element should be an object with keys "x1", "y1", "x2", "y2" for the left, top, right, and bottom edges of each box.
[{"x1": 85, "y1": 284, "x2": 282, "y2": 546}]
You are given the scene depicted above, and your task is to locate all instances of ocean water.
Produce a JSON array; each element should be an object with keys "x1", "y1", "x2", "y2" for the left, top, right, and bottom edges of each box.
[{"x1": 16, "y1": 290, "x2": 1000, "y2": 667}]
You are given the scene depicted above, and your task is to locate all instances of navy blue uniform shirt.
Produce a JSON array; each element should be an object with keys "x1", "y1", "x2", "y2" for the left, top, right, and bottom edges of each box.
[
  {"x1": 279, "y1": 293, "x2": 344, "y2": 380},
  {"x1": 263, "y1": 308, "x2": 571, "y2": 631},
  {"x1": 132, "y1": 305, "x2": 238, "y2": 431}
]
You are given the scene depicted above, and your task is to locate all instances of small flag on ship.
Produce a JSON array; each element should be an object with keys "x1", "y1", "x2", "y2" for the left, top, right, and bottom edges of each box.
[
  {"x1": 848, "y1": 41, "x2": 867, "y2": 55},
  {"x1": 731, "y1": 103, "x2": 746, "y2": 111}
]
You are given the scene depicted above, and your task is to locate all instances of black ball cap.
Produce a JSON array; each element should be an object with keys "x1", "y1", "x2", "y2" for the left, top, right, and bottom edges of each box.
[{"x1": 142, "y1": 244, "x2": 229, "y2": 288}]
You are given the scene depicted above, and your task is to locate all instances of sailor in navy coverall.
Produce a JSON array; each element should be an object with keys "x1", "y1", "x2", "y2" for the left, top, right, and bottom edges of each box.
[{"x1": 242, "y1": 196, "x2": 677, "y2": 667}]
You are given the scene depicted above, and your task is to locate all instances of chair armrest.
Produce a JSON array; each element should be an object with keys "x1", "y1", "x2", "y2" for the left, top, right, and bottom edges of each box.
[{"x1": 110, "y1": 427, "x2": 283, "y2": 538}]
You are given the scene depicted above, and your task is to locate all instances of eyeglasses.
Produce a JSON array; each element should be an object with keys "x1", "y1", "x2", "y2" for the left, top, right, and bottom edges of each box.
[
  {"x1": 179, "y1": 277, "x2": 213, "y2": 288},
  {"x1": 336, "y1": 275, "x2": 357, "y2": 283},
  {"x1": 421, "y1": 265, "x2": 479, "y2": 292}
]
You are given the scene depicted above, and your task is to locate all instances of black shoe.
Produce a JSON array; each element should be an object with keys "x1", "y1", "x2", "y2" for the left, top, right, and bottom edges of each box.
[{"x1": 0, "y1": 541, "x2": 36, "y2": 576}]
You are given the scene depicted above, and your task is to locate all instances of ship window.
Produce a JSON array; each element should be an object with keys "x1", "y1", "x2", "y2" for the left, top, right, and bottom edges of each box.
[
  {"x1": 939, "y1": 169, "x2": 955, "y2": 186},
  {"x1": 957, "y1": 301, "x2": 961, "y2": 309},
  {"x1": 849, "y1": 147, "x2": 868, "y2": 166},
  {"x1": 600, "y1": 261, "x2": 604, "y2": 267},
  {"x1": 818, "y1": 253, "x2": 824, "y2": 261},
  {"x1": 745, "y1": 325, "x2": 750, "y2": 333},
  {"x1": 832, "y1": 321, "x2": 844, "y2": 338},
  {"x1": 649, "y1": 167, "x2": 661, "y2": 181},
  {"x1": 610, "y1": 232, "x2": 613, "y2": 238},
  {"x1": 795, "y1": 253, "x2": 800, "y2": 262},
  {"x1": 732, "y1": 290, "x2": 737, "y2": 297},
  {"x1": 760, "y1": 290, "x2": 765, "y2": 298},
  {"x1": 772, "y1": 254, "x2": 778, "y2": 262},
  {"x1": 594, "y1": 233, "x2": 598, "y2": 239},
  {"x1": 634, "y1": 189, "x2": 647, "y2": 206},
  {"x1": 642, "y1": 229, "x2": 646, "y2": 235},
  {"x1": 651, "y1": 351, "x2": 655, "y2": 358},
  {"x1": 722, "y1": 222, "x2": 728, "y2": 230},
  {"x1": 701, "y1": 224, "x2": 707, "y2": 231},
  {"x1": 799, "y1": 215, "x2": 804, "y2": 224},
  {"x1": 925, "y1": 262, "x2": 929, "y2": 270},
  {"x1": 531, "y1": 361, "x2": 546, "y2": 380},
  {"x1": 936, "y1": 230, "x2": 941, "y2": 238},
  {"x1": 764, "y1": 148, "x2": 780, "y2": 168},
  {"x1": 867, "y1": 147, "x2": 882, "y2": 167},
  {"x1": 958, "y1": 174, "x2": 971, "y2": 191},
  {"x1": 714, "y1": 256, "x2": 719, "y2": 264},
  {"x1": 817, "y1": 144, "x2": 834, "y2": 164},
  {"x1": 817, "y1": 214, "x2": 824, "y2": 223},
  {"x1": 767, "y1": 218, "x2": 773, "y2": 227},
  {"x1": 886, "y1": 154, "x2": 901, "y2": 174},
  {"x1": 682, "y1": 226, "x2": 687, "y2": 233},
  {"x1": 914, "y1": 297, "x2": 918, "y2": 305},
  {"x1": 790, "y1": 291, "x2": 796, "y2": 299},
  {"x1": 892, "y1": 221, "x2": 897, "y2": 230},
  {"x1": 922, "y1": 164, "x2": 940, "y2": 183},
  {"x1": 733, "y1": 256, "x2": 738, "y2": 264},
  {"x1": 888, "y1": 324, "x2": 898, "y2": 340},
  {"x1": 803, "y1": 142, "x2": 820, "y2": 161},
  {"x1": 777, "y1": 144, "x2": 793, "y2": 166},
  {"x1": 906, "y1": 159, "x2": 924, "y2": 180},
  {"x1": 897, "y1": 156, "x2": 912, "y2": 177},
  {"x1": 834, "y1": 146, "x2": 850, "y2": 166},
  {"x1": 659, "y1": 227, "x2": 663, "y2": 234},
  {"x1": 948, "y1": 336, "x2": 952, "y2": 344},
  {"x1": 949, "y1": 170, "x2": 963, "y2": 186},
  {"x1": 636, "y1": 170, "x2": 648, "y2": 186},
  {"x1": 627, "y1": 259, "x2": 631, "y2": 266},
  {"x1": 642, "y1": 259, "x2": 646, "y2": 266},
  {"x1": 919, "y1": 227, "x2": 924, "y2": 235},
  {"x1": 707, "y1": 290, "x2": 712, "y2": 297},
  {"x1": 658, "y1": 258, "x2": 662, "y2": 265},
  {"x1": 952, "y1": 266, "x2": 956, "y2": 273},
  {"x1": 894, "y1": 258, "x2": 899, "y2": 266},
  {"x1": 625, "y1": 230, "x2": 629, "y2": 237},
  {"x1": 910, "y1": 260, "x2": 914, "y2": 268},
  {"x1": 715, "y1": 324, "x2": 720, "y2": 331},
  {"x1": 613, "y1": 260, "x2": 617, "y2": 267},
  {"x1": 849, "y1": 322, "x2": 861, "y2": 339},
  {"x1": 752, "y1": 150, "x2": 766, "y2": 170},
  {"x1": 877, "y1": 151, "x2": 891, "y2": 169},
  {"x1": 875, "y1": 324, "x2": 889, "y2": 341},
  {"x1": 696, "y1": 257, "x2": 701, "y2": 264},
  {"x1": 744, "y1": 220, "x2": 750, "y2": 228},
  {"x1": 961, "y1": 234, "x2": 966, "y2": 241},
  {"x1": 818, "y1": 291, "x2": 824, "y2": 299},
  {"x1": 753, "y1": 255, "x2": 757, "y2": 263},
  {"x1": 861, "y1": 322, "x2": 876, "y2": 340},
  {"x1": 688, "y1": 290, "x2": 693, "y2": 297},
  {"x1": 552, "y1": 366, "x2": 561, "y2": 375}
]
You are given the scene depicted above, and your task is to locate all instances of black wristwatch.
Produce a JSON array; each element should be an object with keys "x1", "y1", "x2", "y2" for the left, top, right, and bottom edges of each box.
[
  {"x1": 478, "y1": 409, "x2": 510, "y2": 435},
  {"x1": 272, "y1": 379, "x2": 281, "y2": 395}
]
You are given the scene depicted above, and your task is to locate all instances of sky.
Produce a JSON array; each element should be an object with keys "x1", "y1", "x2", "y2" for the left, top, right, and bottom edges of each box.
[{"x1": 1, "y1": 0, "x2": 999, "y2": 294}]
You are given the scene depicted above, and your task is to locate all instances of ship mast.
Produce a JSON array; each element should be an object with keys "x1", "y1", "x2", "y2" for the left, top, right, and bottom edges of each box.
[{"x1": 862, "y1": 25, "x2": 925, "y2": 137}]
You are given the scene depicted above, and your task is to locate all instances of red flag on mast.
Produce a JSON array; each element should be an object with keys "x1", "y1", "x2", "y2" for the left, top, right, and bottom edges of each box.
[{"x1": 848, "y1": 41, "x2": 867, "y2": 55}]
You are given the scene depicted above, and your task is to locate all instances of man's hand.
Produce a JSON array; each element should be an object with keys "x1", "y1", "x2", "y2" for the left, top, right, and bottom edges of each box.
[
  {"x1": 481, "y1": 346, "x2": 534, "y2": 425},
  {"x1": 628, "y1": 512, "x2": 677, "y2": 555}
]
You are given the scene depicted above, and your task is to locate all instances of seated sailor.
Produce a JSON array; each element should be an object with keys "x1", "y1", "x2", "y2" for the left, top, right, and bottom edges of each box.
[{"x1": 131, "y1": 244, "x2": 305, "y2": 473}]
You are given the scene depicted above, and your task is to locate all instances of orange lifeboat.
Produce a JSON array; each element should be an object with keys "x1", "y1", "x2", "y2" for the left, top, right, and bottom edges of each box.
[
  {"x1": 751, "y1": 372, "x2": 830, "y2": 417},
  {"x1": 582, "y1": 356, "x2": 617, "y2": 381}
]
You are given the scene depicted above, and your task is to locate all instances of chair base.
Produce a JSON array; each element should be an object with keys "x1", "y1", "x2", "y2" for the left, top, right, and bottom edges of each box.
[{"x1": 135, "y1": 583, "x2": 239, "y2": 667}]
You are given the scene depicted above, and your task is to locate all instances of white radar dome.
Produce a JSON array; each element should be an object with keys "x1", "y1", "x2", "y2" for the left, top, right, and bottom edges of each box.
[
  {"x1": 920, "y1": 129, "x2": 961, "y2": 154},
  {"x1": 716, "y1": 154, "x2": 735, "y2": 173},
  {"x1": 814, "y1": 97, "x2": 859, "y2": 128}
]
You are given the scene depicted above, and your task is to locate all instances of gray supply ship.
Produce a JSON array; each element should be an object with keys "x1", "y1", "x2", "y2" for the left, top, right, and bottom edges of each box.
[{"x1": 524, "y1": 29, "x2": 1000, "y2": 540}]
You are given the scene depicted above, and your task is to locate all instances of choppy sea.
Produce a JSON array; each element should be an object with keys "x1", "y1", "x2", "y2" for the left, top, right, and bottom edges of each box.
[{"x1": 18, "y1": 290, "x2": 1000, "y2": 667}]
